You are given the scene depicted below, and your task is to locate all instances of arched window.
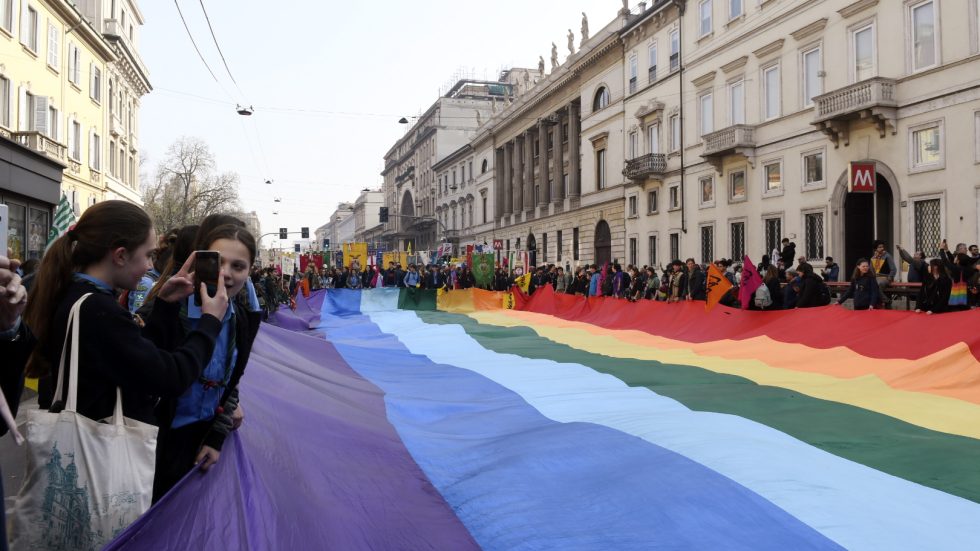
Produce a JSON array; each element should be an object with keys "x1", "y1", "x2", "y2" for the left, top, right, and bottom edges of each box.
[
  {"x1": 481, "y1": 159, "x2": 489, "y2": 173},
  {"x1": 593, "y1": 86, "x2": 610, "y2": 111}
]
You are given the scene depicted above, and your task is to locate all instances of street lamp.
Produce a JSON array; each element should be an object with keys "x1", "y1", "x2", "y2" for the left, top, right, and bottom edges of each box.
[{"x1": 237, "y1": 105, "x2": 254, "y2": 116}]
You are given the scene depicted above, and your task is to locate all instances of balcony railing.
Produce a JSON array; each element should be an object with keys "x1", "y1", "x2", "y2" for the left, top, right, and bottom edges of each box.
[
  {"x1": 813, "y1": 77, "x2": 896, "y2": 122},
  {"x1": 812, "y1": 77, "x2": 898, "y2": 147},
  {"x1": 13, "y1": 131, "x2": 67, "y2": 165},
  {"x1": 703, "y1": 124, "x2": 755, "y2": 157},
  {"x1": 623, "y1": 153, "x2": 667, "y2": 181}
]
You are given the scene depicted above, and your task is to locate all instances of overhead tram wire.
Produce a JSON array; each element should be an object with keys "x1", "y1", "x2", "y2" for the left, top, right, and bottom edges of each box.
[
  {"x1": 173, "y1": 0, "x2": 221, "y2": 86},
  {"x1": 196, "y1": 0, "x2": 245, "y2": 97}
]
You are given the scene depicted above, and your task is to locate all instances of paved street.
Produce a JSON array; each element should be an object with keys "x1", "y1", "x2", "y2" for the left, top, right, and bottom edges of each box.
[{"x1": 1, "y1": 390, "x2": 36, "y2": 510}]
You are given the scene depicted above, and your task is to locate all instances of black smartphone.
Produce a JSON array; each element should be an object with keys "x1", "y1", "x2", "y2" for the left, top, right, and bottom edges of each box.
[{"x1": 193, "y1": 250, "x2": 220, "y2": 306}]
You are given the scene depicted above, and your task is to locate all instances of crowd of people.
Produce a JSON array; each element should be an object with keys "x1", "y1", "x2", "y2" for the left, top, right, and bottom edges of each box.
[{"x1": 0, "y1": 201, "x2": 263, "y2": 549}]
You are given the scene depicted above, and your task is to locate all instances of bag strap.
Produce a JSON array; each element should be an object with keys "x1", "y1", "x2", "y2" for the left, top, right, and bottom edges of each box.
[
  {"x1": 54, "y1": 293, "x2": 91, "y2": 413},
  {"x1": 53, "y1": 293, "x2": 126, "y2": 425}
]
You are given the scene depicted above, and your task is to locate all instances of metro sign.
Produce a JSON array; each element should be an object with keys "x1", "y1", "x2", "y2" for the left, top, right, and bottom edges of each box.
[
  {"x1": 848, "y1": 162, "x2": 876, "y2": 193},
  {"x1": 493, "y1": 239, "x2": 503, "y2": 251}
]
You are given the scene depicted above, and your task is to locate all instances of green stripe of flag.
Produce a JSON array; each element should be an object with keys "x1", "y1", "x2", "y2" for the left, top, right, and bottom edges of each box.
[
  {"x1": 416, "y1": 310, "x2": 980, "y2": 504},
  {"x1": 46, "y1": 193, "x2": 76, "y2": 250}
]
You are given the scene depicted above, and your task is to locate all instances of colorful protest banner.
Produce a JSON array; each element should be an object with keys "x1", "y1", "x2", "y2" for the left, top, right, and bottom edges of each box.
[
  {"x1": 705, "y1": 263, "x2": 733, "y2": 312},
  {"x1": 472, "y1": 253, "x2": 495, "y2": 289},
  {"x1": 344, "y1": 243, "x2": 369, "y2": 270},
  {"x1": 738, "y1": 255, "x2": 763, "y2": 310}
]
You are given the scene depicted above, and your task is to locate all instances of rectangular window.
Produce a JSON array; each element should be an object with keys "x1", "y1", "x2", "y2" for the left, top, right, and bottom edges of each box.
[
  {"x1": 1, "y1": 0, "x2": 12, "y2": 33},
  {"x1": 629, "y1": 55, "x2": 638, "y2": 94},
  {"x1": 699, "y1": 0, "x2": 713, "y2": 37},
  {"x1": 90, "y1": 65, "x2": 101, "y2": 102},
  {"x1": 910, "y1": 0, "x2": 937, "y2": 71},
  {"x1": 648, "y1": 235, "x2": 658, "y2": 266},
  {"x1": 669, "y1": 30, "x2": 680, "y2": 71},
  {"x1": 976, "y1": 111, "x2": 980, "y2": 164},
  {"x1": 763, "y1": 161, "x2": 782, "y2": 193},
  {"x1": 573, "y1": 227, "x2": 580, "y2": 261},
  {"x1": 729, "y1": 0, "x2": 742, "y2": 19},
  {"x1": 563, "y1": 173, "x2": 569, "y2": 197},
  {"x1": 557, "y1": 230, "x2": 563, "y2": 261},
  {"x1": 730, "y1": 222, "x2": 745, "y2": 260},
  {"x1": 802, "y1": 46, "x2": 822, "y2": 107},
  {"x1": 482, "y1": 197, "x2": 487, "y2": 222},
  {"x1": 913, "y1": 198, "x2": 942, "y2": 257},
  {"x1": 542, "y1": 232, "x2": 548, "y2": 263},
  {"x1": 47, "y1": 21, "x2": 59, "y2": 69},
  {"x1": 729, "y1": 170, "x2": 746, "y2": 200},
  {"x1": 109, "y1": 140, "x2": 116, "y2": 177},
  {"x1": 912, "y1": 124, "x2": 941, "y2": 168},
  {"x1": 68, "y1": 43, "x2": 81, "y2": 85},
  {"x1": 629, "y1": 237, "x2": 638, "y2": 266},
  {"x1": 562, "y1": 123, "x2": 568, "y2": 143},
  {"x1": 648, "y1": 43, "x2": 657, "y2": 82},
  {"x1": 596, "y1": 149, "x2": 606, "y2": 189},
  {"x1": 805, "y1": 212, "x2": 824, "y2": 260},
  {"x1": 670, "y1": 115, "x2": 680, "y2": 151},
  {"x1": 699, "y1": 92, "x2": 713, "y2": 136},
  {"x1": 729, "y1": 80, "x2": 744, "y2": 125},
  {"x1": 764, "y1": 217, "x2": 782, "y2": 257},
  {"x1": 0, "y1": 76, "x2": 9, "y2": 128},
  {"x1": 70, "y1": 120, "x2": 80, "y2": 161},
  {"x1": 701, "y1": 225, "x2": 714, "y2": 264},
  {"x1": 648, "y1": 189, "x2": 659, "y2": 213},
  {"x1": 669, "y1": 184, "x2": 681, "y2": 210},
  {"x1": 670, "y1": 232, "x2": 680, "y2": 262},
  {"x1": 852, "y1": 23, "x2": 876, "y2": 82},
  {"x1": 763, "y1": 65, "x2": 780, "y2": 120},
  {"x1": 90, "y1": 132, "x2": 101, "y2": 170},
  {"x1": 534, "y1": 139, "x2": 540, "y2": 158},
  {"x1": 648, "y1": 123, "x2": 660, "y2": 154},
  {"x1": 629, "y1": 195, "x2": 638, "y2": 217},
  {"x1": 629, "y1": 131, "x2": 638, "y2": 159},
  {"x1": 23, "y1": 6, "x2": 38, "y2": 52},
  {"x1": 699, "y1": 176, "x2": 714, "y2": 206},
  {"x1": 803, "y1": 150, "x2": 824, "y2": 188},
  {"x1": 4, "y1": 201, "x2": 25, "y2": 258},
  {"x1": 47, "y1": 106, "x2": 57, "y2": 140}
]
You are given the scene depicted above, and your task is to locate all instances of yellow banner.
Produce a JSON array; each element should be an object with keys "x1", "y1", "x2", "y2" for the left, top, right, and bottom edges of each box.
[
  {"x1": 343, "y1": 242, "x2": 369, "y2": 269},
  {"x1": 382, "y1": 251, "x2": 408, "y2": 267},
  {"x1": 503, "y1": 292, "x2": 515, "y2": 310}
]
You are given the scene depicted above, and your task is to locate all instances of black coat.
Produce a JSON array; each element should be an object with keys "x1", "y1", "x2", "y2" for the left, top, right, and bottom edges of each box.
[
  {"x1": 37, "y1": 279, "x2": 222, "y2": 425},
  {"x1": 796, "y1": 274, "x2": 828, "y2": 308},
  {"x1": 917, "y1": 273, "x2": 952, "y2": 313},
  {"x1": 0, "y1": 322, "x2": 31, "y2": 438},
  {"x1": 838, "y1": 274, "x2": 881, "y2": 310}
]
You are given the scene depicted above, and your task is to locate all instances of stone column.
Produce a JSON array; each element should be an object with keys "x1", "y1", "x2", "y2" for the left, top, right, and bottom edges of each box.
[
  {"x1": 494, "y1": 147, "x2": 505, "y2": 219},
  {"x1": 538, "y1": 123, "x2": 549, "y2": 207},
  {"x1": 554, "y1": 112, "x2": 565, "y2": 205},
  {"x1": 568, "y1": 103, "x2": 581, "y2": 199},
  {"x1": 524, "y1": 129, "x2": 535, "y2": 214},
  {"x1": 514, "y1": 135, "x2": 524, "y2": 214},
  {"x1": 503, "y1": 141, "x2": 513, "y2": 216}
]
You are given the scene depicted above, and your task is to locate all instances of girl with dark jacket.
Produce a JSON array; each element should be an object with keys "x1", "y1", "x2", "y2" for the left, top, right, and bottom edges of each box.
[
  {"x1": 836, "y1": 258, "x2": 881, "y2": 310},
  {"x1": 915, "y1": 260, "x2": 952, "y2": 314},
  {"x1": 795, "y1": 263, "x2": 830, "y2": 308},
  {"x1": 26, "y1": 202, "x2": 226, "y2": 425},
  {"x1": 145, "y1": 223, "x2": 261, "y2": 501}
]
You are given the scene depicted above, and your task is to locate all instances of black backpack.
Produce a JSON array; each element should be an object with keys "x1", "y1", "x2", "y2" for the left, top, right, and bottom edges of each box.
[{"x1": 818, "y1": 280, "x2": 831, "y2": 306}]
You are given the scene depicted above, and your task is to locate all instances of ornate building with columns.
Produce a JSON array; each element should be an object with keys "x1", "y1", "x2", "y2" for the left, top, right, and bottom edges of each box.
[{"x1": 626, "y1": 0, "x2": 980, "y2": 275}]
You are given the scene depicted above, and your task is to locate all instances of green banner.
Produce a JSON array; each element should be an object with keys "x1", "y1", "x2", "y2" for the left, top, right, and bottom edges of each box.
[{"x1": 472, "y1": 253, "x2": 495, "y2": 288}]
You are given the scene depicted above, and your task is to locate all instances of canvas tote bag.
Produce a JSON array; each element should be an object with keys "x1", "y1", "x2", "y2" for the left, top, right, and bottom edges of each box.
[{"x1": 8, "y1": 294, "x2": 158, "y2": 551}]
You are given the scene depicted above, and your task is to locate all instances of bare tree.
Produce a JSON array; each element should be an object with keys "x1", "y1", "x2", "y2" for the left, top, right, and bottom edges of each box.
[{"x1": 141, "y1": 137, "x2": 243, "y2": 232}]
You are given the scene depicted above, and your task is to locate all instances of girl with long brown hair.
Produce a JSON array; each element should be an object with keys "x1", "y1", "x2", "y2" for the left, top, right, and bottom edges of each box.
[{"x1": 23, "y1": 201, "x2": 229, "y2": 424}]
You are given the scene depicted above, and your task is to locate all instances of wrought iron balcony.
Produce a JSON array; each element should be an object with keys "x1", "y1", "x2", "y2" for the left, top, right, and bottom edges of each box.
[
  {"x1": 701, "y1": 124, "x2": 756, "y2": 172},
  {"x1": 623, "y1": 153, "x2": 667, "y2": 182},
  {"x1": 13, "y1": 131, "x2": 67, "y2": 165},
  {"x1": 812, "y1": 77, "x2": 897, "y2": 148}
]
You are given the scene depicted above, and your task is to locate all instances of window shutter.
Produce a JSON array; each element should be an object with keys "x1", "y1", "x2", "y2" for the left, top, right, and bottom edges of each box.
[
  {"x1": 66, "y1": 115, "x2": 73, "y2": 154},
  {"x1": 17, "y1": 85, "x2": 26, "y2": 131},
  {"x1": 19, "y1": 1, "x2": 28, "y2": 45},
  {"x1": 89, "y1": 62, "x2": 94, "y2": 98},
  {"x1": 33, "y1": 95, "x2": 47, "y2": 134},
  {"x1": 47, "y1": 22, "x2": 58, "y2": 67},
  {"x1": 88, "y1": 127, "x2": 94, "y2": 166}
]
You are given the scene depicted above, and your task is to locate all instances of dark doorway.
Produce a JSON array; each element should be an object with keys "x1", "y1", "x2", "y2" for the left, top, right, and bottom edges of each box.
[
  {"x1": 527, "y1": 233, "x2": 537, "y2": 267},
  {"x1": 594, "y1": 220, "x2": 612, "y2": 266},
  {"x1": 843, "y1": 174, "x2": 893, "y2": 276}
]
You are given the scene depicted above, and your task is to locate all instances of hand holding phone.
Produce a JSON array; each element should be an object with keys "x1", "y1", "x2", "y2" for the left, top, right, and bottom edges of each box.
[{"x1": 193, "y1": 251, "x2": 220, "y2": 306}]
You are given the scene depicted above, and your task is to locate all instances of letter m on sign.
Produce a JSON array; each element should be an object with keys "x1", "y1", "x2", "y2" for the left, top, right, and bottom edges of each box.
[{"x1": 848, "y1": 162, "x2": 876, "y2": 193}]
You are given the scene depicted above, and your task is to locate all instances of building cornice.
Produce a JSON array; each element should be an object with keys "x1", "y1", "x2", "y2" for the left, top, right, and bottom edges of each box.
[
  {"x1": 790, "y1": 18, "x2": 828, "y2": 42},
  {"x1": 838, "y1": 0, "x2": 879, "y2": 19},
  {"x1": 46, "y1": 0, "x2": 116, "y2": 62}
]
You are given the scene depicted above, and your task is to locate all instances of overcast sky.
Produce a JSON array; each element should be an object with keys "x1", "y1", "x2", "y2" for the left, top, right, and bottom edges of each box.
[{"x1": 139, "y1": 0, "x2": 620, "y2": 246}]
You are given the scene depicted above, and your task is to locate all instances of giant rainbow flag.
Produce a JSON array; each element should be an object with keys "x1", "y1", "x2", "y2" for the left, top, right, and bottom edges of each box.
[{"x1": 107, "y1": 287, "x2": 980, "y2": 550}]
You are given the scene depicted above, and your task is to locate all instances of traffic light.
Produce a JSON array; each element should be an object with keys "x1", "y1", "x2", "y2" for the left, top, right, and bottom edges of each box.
[
  {"x1": 279, "y1": 227, "x2": 287, "y2": 239},
  {"x1": 322, "y1": 238, "x2": 330, "y2": 249},
  {"x1": 379, "y1": 207, "x2": 389, "y2": 223},
  {"x1": 294, "y1": 243, "x2": 301, "y2": 253},
  {"x1": 301, "y1": 227, "x2": 309, "y2": 239}
]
